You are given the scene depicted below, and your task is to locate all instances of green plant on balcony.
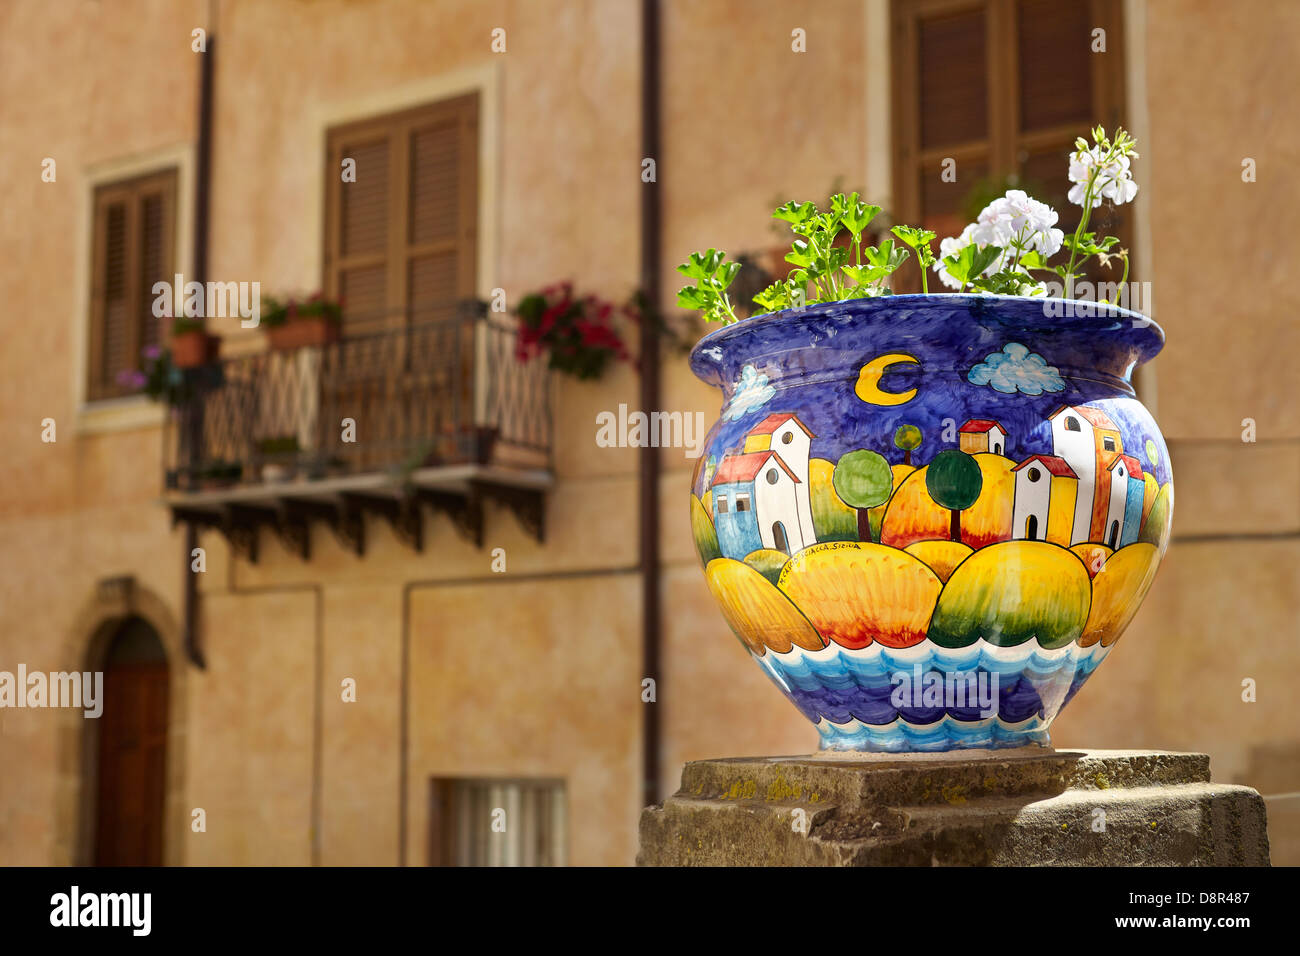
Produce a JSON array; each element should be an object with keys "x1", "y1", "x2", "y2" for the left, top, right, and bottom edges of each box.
[
  {"x1": 121, "y1": 341, "x2": 218, "y2": 407},
  {"x1": 256, "y1": 435, "x2": 301, "y2": 483},
  {"x1": 261, "y1": 292, "x2": 343, "y2": 350}
]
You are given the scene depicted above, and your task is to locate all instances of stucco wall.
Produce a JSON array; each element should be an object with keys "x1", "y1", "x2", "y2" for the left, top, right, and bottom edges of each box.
[{"x1": 1, "y1": 0, "x2": 1297, "y2": 867}]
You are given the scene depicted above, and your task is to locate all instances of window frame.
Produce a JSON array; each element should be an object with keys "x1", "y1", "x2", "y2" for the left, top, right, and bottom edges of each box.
[
  {"x1": 85, "y1": 167, "x2": 179, "y2": 403},
  {"x1": 890, "y1": 0, "x2": 1128, "y2": 274},
  {"x1": 322, "y1": 93, "x2": 480, "y2": 336}
]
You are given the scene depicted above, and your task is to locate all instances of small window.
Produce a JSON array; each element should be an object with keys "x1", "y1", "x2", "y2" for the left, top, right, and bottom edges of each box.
[
  {"x1": 735, "y1": 495, "x2": 751, "y2": 512},
  {"x1": 1065, "y1": 416, "x2": 1081, "y2": 432},
  {"x1": 781, "y1": 431, "x2": 794, "y2": 444},
  {"x1": 717, "y1": 495, "x2": 729, "y2": 514},
  {"x1": 766, "y1": 468, "x2": 780, "y2": 485},
  {"x1": 87, "y1": 168, "x2": 178, "y2": 401},
  {"x1": 1026, "y1": 467, "x2": 1042, "y2": 482},
  {"x1": 429, "y1": 777, "x2": 566, "y2": 866},
  {"x1": 1103, "y1": 436, "x2": 1116, "y2": 451}
]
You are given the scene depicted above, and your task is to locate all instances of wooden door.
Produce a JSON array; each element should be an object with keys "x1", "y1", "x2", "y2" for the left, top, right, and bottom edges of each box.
[{"x1": 93, "y1": 639, "x2": 169, "y2": 866}]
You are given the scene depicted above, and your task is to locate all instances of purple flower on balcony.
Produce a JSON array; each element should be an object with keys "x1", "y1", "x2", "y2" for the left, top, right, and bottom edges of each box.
[
  {"x1": 116, "y1": 369, "x2": 148, "y2": 389},
  {"x1": 142, "y1": 344, "x2": 163, "y2": 360}
]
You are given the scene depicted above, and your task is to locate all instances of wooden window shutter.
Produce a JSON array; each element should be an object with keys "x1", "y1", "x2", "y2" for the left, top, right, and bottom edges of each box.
[
  {"x1": 325, "y1": 94, "x2": 478, "y2": 336},
  {"x1": 87, "y1": 169, "x2": 177, "y2": 401},
  {"x1": 892, "y1": 0, "x2": 1128, "y2": 289}
]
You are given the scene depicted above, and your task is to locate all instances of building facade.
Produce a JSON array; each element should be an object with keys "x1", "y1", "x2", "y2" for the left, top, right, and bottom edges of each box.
[{"x1": 2, "y1": 0, "x2": 1299, "y2": 866}]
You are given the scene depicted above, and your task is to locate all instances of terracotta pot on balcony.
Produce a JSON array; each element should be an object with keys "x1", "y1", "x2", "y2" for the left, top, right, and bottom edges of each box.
[
  {"x1": 171, "y1": 330, "x2": 219, "y2": 369},
  {"x1": 265, "y1": 317, "x2": 341, "y2": 351}
]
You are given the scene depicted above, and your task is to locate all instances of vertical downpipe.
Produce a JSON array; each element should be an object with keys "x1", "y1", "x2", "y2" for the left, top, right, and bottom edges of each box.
[
  {"x1": 639, "y1": 0, "x2": 663, "y2": 810},
  {"x1": 184, "y1": 31, "x2": 216, "y2": 669}
]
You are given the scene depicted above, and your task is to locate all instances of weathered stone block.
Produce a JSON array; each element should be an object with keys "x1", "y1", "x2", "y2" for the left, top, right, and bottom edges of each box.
[{"x1": 638, "y1": 749, "x2": 1270, "y2": 866}]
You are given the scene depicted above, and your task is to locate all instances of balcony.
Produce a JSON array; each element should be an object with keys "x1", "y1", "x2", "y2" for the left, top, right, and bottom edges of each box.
[{"x1": 164, "y1": 304, "x2": 552, "y2": 560}]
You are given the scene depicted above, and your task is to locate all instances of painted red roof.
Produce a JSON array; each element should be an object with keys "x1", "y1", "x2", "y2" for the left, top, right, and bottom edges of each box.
[
  {"x1": 1012, "y1": 454, "x2": 1078, "y2": 479},
  {"x1": 711, "y1": 451, "x2": 800, "y2": 486},
  {"x1": 1108, "y1": 454, "x2": 1144, "y2": 478},
  {"x1": 959, "y1": 418, "x2": 1005, "y2": 434},
  {"x1": 1048, "y1": 404, "x2": 1118, "y2": 430},
  {"x1": 747, "y1": 413, "x2": 816, "y2": 438}
]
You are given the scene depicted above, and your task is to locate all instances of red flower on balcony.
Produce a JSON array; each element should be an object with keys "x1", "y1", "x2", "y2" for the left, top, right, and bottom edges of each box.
[{"x1": 514, "y1": 282, "x2": 632, "y2": 381}]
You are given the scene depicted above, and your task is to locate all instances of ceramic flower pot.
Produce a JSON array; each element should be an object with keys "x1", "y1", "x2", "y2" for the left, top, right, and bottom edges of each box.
[
  {"x1": 266, "y1": 317, "x2": 340, "y2": 351},
  {"x1": 170, "y1": 329, "x2": 219, "y2": 368},
  {"x1": 688, "y1": 294, "x2": 1172, "y2": 752}
]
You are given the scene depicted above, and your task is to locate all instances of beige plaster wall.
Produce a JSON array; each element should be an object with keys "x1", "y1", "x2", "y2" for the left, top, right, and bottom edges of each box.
[{"x1": 2, "y1": 0, "x2": 1298, "y2": 867}]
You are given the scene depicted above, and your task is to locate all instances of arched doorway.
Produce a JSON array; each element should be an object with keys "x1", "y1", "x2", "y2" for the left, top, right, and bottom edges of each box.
[
  {"x1": 771, "y1": 521, "x2": 789, "y2": 554},
  {"x1": 93, "y1": 616, "x2": 169, "y2": 866},
  {"x1": 1107, "y1": 520, "x2": 1120, "y2": 549},
  {"x1": 1025, "y1": 514, "x2": 1039, "y2": 540}
]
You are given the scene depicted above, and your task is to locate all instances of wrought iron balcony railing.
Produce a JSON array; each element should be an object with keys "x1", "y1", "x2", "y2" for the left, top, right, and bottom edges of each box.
[{"x1": 164, "y1": 304, "x2": 552, "y2": 496}]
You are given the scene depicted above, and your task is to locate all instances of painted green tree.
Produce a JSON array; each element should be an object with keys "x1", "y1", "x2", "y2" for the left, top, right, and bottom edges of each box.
[
  {"x1": 893, "y1": 424, "x2": 922, "y2": 466},
  {"x1": 832, "y1": 449, "x2": 893, "y2": 542},
  {"x1": 926, "y1": 449, "x2": 983, "y2": 541}
]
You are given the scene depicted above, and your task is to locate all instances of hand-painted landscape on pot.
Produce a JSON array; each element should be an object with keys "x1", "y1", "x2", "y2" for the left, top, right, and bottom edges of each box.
[{"x1": 688, "y1": 300, "x2": 1172, "y2": 752}]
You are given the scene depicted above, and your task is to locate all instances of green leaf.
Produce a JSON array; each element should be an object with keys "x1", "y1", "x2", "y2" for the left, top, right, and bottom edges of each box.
[
  {"x1": 842, "y1": 264, "x2": 887, "y2": 286},
  {"x1": 773, "y1": 200, "x2": 817, "y2": 231},
  {"x1": 940, "y1": 244, "x2": 1002, "y2": 286},
  {"x1": 676, "y1": 286, "x2": 710, "y2": 310},
  {"x1": 714, "y1": 260, "x2": 742, "y2": 291},
  {"x1": 752, "y1": 281, "x2": 790, "y2": 314},
  {"x1": 839, "y1": 193, "x2": 881, "y2": 239},
  {"x1": 892, "y1": 225, "x2": 937, "y2": 268},
  {"x1": 863, "y1": 239, "x2": 909, "y2": 273},
  {"x1": 1017, "y1": 250, "x2": 1052, "y2": 271},
  {"x1": 785, "y1": 238, "x2": 815, "y2": 268}
]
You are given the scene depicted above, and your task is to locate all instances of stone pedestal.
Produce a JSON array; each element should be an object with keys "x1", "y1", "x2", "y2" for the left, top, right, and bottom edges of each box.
[{"x1": 638, "y1": 749, "x2": 1270, "y2": 866}]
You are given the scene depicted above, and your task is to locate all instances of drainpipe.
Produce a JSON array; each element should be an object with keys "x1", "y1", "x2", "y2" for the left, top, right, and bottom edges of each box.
[
  {"x1": 639, "y1": 0, "x2": 663, "y2": 808},
  {"x1": 183, "y1": 30, "x2": 216, "y2": 669}
]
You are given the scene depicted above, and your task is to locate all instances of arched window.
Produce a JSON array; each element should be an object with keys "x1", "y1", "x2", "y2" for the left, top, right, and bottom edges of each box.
[
  {"x1": 1107, "y1": 521, "x2": 1120, "y2": 548},
  {"x1": 1065, "y1": 416, "x2": 1081, "y2": 432}
]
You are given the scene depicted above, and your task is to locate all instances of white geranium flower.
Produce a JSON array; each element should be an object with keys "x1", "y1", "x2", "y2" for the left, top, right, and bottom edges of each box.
[
  {"x1": 972, "y1": 190, "x2": 1063, "y2": 256},
  {"x1": 1068, "y1": 145, "x2": 1138, "y2": 208}
]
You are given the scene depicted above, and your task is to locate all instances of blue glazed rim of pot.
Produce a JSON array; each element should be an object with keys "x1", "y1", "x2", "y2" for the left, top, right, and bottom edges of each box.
[{"x1": 689, "y1": 293, "x2": 1165, "y2": 395}]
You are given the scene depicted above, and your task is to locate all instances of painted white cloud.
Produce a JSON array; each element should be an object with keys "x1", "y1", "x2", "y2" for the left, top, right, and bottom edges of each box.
[
  {"x1": 722, "y1": 364, "x2": 776, "y2": 421},
  {"x1": 967, "y1": 342, "x2": 1066, "y2": 396}
]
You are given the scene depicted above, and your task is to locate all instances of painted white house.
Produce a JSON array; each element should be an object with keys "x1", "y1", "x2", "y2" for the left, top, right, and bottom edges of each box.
[
  {"x1": 742, "y1": 414, "x2": 817, "y2": 548},
  {"x1": 959, "y1": 419, "x2": 1008, "y2": 456},
  {"x1": 1048, "y1": 406, "x2": 1098, "y2": 545},
  {"x1": 711, "y1": 414, "x2": 817, "y2": 559},
  {"x1": 711, "y1": 451, "x2": 809, "y2": 558},
  {"x1": 1011, "y1": 454, "x2": 1078, "y2": 545},
  {"x1": 1104, "y1": 453, "x2": 1145, "y2": 548}
]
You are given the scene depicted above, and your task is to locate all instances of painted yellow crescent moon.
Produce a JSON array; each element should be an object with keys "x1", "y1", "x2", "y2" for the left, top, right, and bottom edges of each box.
[{"x1": 855, "y1": 352, "x2": 920, "y2": 405}]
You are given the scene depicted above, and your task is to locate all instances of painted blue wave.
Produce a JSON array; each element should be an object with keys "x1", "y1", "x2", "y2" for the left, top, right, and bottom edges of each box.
[{"x1": 752, "y1": 638, "x2": 1110, "y2": 751}]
